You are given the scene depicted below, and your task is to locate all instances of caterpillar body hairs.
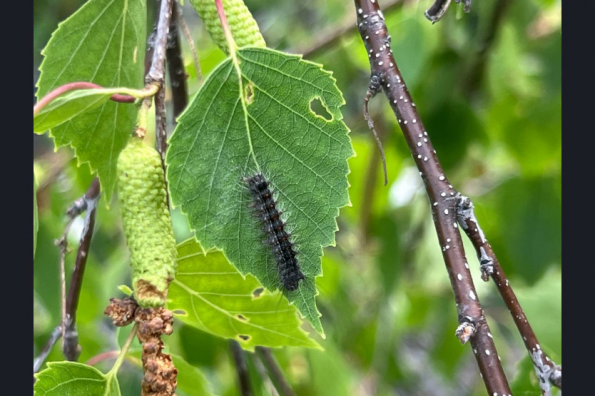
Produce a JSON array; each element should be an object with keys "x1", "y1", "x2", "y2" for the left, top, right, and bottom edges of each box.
[{"x1": 244, "y1": 173, "x2": 305, "y2": 291}]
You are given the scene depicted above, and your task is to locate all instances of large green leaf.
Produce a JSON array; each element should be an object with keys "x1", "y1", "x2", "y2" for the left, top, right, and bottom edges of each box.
[
  {"x1": 34, "y1": 361, "x2": 120, "y2": 396},
  {"x1": 167, "y1": 239, "x2": 321, "y2": 351},
  {"x1": 166, "y1": 47, "x2": 353, "y2": 334},
  {"x1": 35, "y1": 0, "x2": 146, "y2": 200}
]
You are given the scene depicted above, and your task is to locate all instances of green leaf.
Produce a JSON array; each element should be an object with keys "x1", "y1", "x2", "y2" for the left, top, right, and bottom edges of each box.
[
  {"x1": 35, "y1": 0, "x2": 147, "y2": 200},
  {"x1": 34, "y1": 175, "x2": 38, "y2": 257},
  {"x1": 34, "y1": 361, "x2": 120, "y2": 396},
  {"x1": 167, "y1": 239, "x2": 322, "y2": 351},
  {"x1": 167, "y1": 47, "x2": 353, "y2": 334},
  {"x1": 127, "y1": 350, "x2": 214, "y2": 396},
  {"x1": 34, "y1": 88, "x2": 124, "y2": 133}
]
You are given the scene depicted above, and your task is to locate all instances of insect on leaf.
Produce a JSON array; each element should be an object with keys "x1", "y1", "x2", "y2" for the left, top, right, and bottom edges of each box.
[
  {"x1": 166, "y1": 47, "x2": 353, "y2": 335},
  {"x1": 35, "y1": 0, "x2": 147, "y2": 201}
]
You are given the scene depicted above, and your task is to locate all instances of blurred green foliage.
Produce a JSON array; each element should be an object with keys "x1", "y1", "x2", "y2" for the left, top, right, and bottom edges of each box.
[{"x1": 34, "y1": 0, "x2": 561, "y2": 395}]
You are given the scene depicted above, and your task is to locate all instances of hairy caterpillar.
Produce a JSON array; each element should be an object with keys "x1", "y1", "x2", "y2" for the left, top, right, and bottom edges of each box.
[
  {"x1": 117, "y1": 136, "x2": 177, "y2": 307},
  {"x1": 244, "y1": 173, "x2": 304, "y2": 291},
  {"x1": 190, "y1": 0, "x2": 266, "y2": 54}
]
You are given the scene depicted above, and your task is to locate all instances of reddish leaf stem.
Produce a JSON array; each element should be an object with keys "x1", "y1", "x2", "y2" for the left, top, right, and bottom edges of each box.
[{"x1": 33, "y1": 82, "x2": 135, "y2": 116}]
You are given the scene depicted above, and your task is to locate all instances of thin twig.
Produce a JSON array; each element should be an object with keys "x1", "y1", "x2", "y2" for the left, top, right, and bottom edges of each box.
[
  {"x1": 252, "y1": 353, "x2": 280, "y2": 396},
  {"x1": 461, "y1": 0, "x2": 513, "y2": 97},
  {"x1": 353, "y1": 1, "x2": 511, "y2": 394},
  {"x1": 425, "y1": 0, "x2": 471, "y2": 24},
  {"x1": 255, "y1": 347, "x2": 296, "y2": 396},
  {"x1": 360, "y1": 132, "x2": 383, "y2": 243},
  {"x1": 230, "y1": 341, "x2": 253, "y2": 396},
  {"x1": 167, "y1": 0, "x2": 189, "y2": 120},
  {"x1": 146, "y1": 0, "x2": 174, "y2": 86},
  {"x1": 364, "y1": 76, "x2": 388, "y2": 185},
  {"x1": 33, "y1": 326, "x2": 62, "y2": 374},
  {"x1": 294, "y1": 0, "x2": 405, "y2": 59},
  {"x1": 62, "y1": 178, "x2": 101, "y2": 361},
  {"x1": 145, "y1": 0, "x2": 174, "y2": 203},
  {"x1": 456, "y1": 195, "x2": 562, "y2": 394},
  {"x1": 176, "y1": 2, "x2": 203, "y2": 84},
  {"x1": 56, "y1": 215, "x2": 77, "y2": 343}
]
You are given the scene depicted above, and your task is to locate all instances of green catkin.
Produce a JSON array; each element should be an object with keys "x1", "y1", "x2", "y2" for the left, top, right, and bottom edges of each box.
[
  {"x1": 190, "y1": 0, "x2": 266, "y2": 54},
  {"x1": 117, "y1": 136, "x2": 177, "y2": 307}
]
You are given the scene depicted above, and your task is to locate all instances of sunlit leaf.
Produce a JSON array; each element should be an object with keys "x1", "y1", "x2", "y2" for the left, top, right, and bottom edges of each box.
[{"x1": 167, "y1": 239, "x2": 321, "y2": 351}]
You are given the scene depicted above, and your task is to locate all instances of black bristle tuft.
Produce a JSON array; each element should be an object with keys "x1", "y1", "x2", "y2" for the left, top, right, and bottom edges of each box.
[{"x1": 244, "y1": 173, "x2": 304, "y2": 291}]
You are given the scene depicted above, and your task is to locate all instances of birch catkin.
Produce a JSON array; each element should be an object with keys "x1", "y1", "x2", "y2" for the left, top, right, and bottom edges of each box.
[
  {"x1": 190, "y1": 0, "x2": 266, "y2": 54},
  {"x1": 117, "y1": 136, "x2": 177, "y2": 307}
]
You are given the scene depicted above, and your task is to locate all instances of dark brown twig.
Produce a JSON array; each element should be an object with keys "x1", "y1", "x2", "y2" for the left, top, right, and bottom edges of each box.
[
  {"x1": 294, "y1": 0, "x2": 405, "y2": 59},
  {"x1": 176, "y1": 3, "x2": 203, "y2": 84},
  {"x1": 456, "y1": 196, "x2": 562, "y2": 394},
  {"x1": 425, "y1": 0, "x2": 471, "y2": 24},
  {"x1": 166, "y1": 0, "x2": 188, "y2": 120},
  {"x1": 461, "y1": 0, "x2": 513, "y2": 97},
  {"x1": 34, "y1": 326, "x2": 62, "y2": 374},
  {"x1": 145, "y1": 0, "x2": 174, "y2": 204},
  {"x1": 230, "y1": 341, "x2": 253, "y2": 396},
  {"x1": 146, "y1": 0, "x2": 173, "y2": 86},
  {"x1": 62, "y1": 178, "x2": 101, "y2": 361},
  {"x1": 255, "y1": 347, "x2": 296, "y2": 396},
  {"x1": 353, "y1": 1, "x2": 510, "y2": 394},
  {"x1": 34, "y1": 178, "x2": 101, "y2": 372}
]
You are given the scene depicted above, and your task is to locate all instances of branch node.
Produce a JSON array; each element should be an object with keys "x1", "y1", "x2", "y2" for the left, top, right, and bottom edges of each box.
[
  {"x1": 455, "y1": 0, "x2": 472, "y2": 13},
  {"x1": 455, "y1": 316, "x2": 476, "y2": 344},
  {"x1": 66, "y1": 197, "x2": 88, "y2": 218},
  {"x1": 425, "y1": 0, "x2": 472, "y2": 23},
  {"x1": 479, "y1": 246, "x2": 495, "y2": 281},
  {"x1": 550, "y1": 365, "x2": 562, "y2": 389}
]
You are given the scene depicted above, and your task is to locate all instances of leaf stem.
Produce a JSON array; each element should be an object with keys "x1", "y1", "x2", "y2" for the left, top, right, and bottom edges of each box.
[
  {"x1": 108, "y1": 323, "x2": 139, "y2": 376},
  {"x1": 33, "y1": 82, "x2": 159, "y2": 117},
  {"x1": 215, "y1": 0, "x2": 238, "y2": 58}
]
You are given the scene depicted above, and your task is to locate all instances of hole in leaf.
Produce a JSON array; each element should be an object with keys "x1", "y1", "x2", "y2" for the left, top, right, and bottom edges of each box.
[
  {"x1": 309, "y1": 97, "x2": 333, "y2": 121},
  {"x1": 236, "y1": 314, "x2": 247, "y2": 321},
  {"x1": 252, "y1": 287, "x2": 264, "y2": 298},
  {"x1": 238, "y1": 334, "x2": 250, "y2": 341},
  {"x1": 172, "y1": 309, "x2": 187, "y2": 316},
  {"x1": 244, "y1": 82, "x2": 255, "y2": 105}
]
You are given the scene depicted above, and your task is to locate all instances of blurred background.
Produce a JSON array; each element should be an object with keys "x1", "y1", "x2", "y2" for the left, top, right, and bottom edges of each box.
[{"x1": 34, "y1": 0, "x2": 561, "y2": 395}]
